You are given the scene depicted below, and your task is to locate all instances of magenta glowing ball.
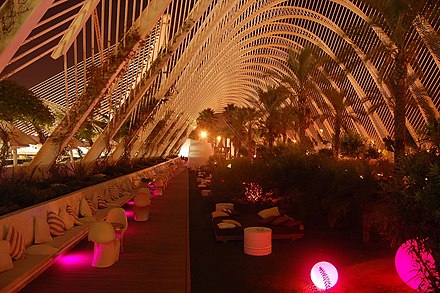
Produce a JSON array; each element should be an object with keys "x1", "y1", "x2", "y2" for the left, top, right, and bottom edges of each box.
[
  {"x1": 310, "y1": 261, "x2": 338, "y2": 290},
  {"x1": 395, "y1": 239, "x2": 435, "y2": 291}
]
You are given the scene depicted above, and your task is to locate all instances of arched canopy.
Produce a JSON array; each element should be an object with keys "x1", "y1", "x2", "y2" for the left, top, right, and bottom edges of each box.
[{"x1": 0, "y1": 0, "x2": 438, "y2": 167}]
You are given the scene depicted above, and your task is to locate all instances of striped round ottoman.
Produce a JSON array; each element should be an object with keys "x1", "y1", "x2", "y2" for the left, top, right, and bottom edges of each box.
[{"x1": 244, "y1": 227, "x2": 272, "y2": 256}]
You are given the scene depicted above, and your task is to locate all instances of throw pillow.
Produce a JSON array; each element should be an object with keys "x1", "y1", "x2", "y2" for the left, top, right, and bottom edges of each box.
[
  {"x1": 259, "y1": 215, "x2": 278, "y2": 225},
  {"x1": 6, "y1": 225, "x2": 25, "y2": 260},
  {"x1": 222, "y1": 219, "x2": 242, "y2": 227},
  {"x1": 211, "y1": 211, "x2": 229, "y2": 219},
  {"x1": 85, "y1": 197, "x2": 97, "y2": 215},
  {"x1": 97, "y1": 193, "x2": 107, "y2": 209},
  {"x1": 217, "y1": 222, "x2": 236, "y2": 229},
  {"x1": 79, "y1": 197, "x2": 93, "y2": 217},
  {"x1": 0, "y1": 240, "x2": 13, "y2": 272},
  {"x1": 104, "y1": 188, "x2": 113, "y2": 203},
  {"x1": 66, "y1": 205, "x2": 83, "y2": 226},
  {"x1": 221, "y1": 208, "x2": 239, "y2": 216},
  {"x1": 47, "y1": 211, "x2": 65, "y2": 236},
  {"x1": 109, "y1": 186, "x2": 119, "y2": 201},
  {"x1": 117, "y1": 185, "x2": 125, "y2": 197},
  {"x1": 59, "y1": 208, "x2": 75, "y2": 230},
  {"x1": 257, "y1": 207, "x2": 280, "y2": 219},
  {"x1": 34, "y1": 216, "x2": 53, "y2": 244}
]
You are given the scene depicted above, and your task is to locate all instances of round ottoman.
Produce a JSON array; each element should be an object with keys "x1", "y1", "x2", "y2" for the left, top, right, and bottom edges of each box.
[{"x1": 244, "y1": 227, "x2": 272, "y2": 256}]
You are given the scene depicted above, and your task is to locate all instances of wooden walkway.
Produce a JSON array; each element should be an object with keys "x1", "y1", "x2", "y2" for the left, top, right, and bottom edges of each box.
[{"x1": 21, "y1": 169, "x2": 190, "y2": 293}]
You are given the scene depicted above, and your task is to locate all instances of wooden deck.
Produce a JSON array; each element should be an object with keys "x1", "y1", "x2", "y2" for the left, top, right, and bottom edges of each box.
[{"x1": 21, "y1": 169, "x2": 190, "y2": 293}]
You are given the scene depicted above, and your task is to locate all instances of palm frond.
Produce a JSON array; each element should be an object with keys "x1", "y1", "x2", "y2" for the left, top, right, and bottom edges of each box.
[
  {"x1": 407, "y1": 73, "x2": 437, "y2": 121},
  {"x1": 414, "y1": 15, "x2": 440, "y2": 61}
]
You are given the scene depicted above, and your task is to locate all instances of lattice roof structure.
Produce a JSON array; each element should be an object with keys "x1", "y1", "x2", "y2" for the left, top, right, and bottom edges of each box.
[{"x1": 0, "y1": 0, "x2": 439, "y2": 169}]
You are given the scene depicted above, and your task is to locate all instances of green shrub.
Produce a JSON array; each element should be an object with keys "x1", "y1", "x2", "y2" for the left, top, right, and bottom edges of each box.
[
  {"x1": 0, "y1": 157, "x2": 169, "y2": 216},
  {"x1": 378, "y1": 151, "x2": 440, "y2": 291},
  {"x1": 210, "y1": 147, "x2": 380, "y2": 231}
]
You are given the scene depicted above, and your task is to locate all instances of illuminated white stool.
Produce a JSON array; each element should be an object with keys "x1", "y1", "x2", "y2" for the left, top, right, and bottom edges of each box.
[{"x1": 244, "y1": 227, "x2": 272, "y2": 256}]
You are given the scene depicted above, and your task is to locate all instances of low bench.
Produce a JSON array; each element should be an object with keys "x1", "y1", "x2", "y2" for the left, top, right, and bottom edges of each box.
[{"x1": 0, "y1": 158, "x2": 183, "y2": 293}]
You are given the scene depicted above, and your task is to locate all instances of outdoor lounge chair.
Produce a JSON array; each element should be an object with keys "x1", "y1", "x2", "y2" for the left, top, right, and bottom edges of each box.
[
  {"x1": 88, "y1": 221, "x2": 120, "y2": 268},
  {"x1": 212, "y1": 209, "x2": 304, "y2": 243}
]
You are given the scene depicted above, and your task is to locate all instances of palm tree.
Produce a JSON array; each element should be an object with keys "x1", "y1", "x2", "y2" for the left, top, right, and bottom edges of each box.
[
  {"x1": 255, "y1": 85, "x2": 289, "y2": 147},
  {"x1": 241, "y1": 107, "x2": 259, "y2": 158},
  {"x1": 221, "y1": 104, "x2": 240, "y2": 157},
  {"x1": 320, "y1": 88, "x2": 361, "y2": 158},
  {"x1": 284, "y1": 46, "x2": 322, "y2": 149},
  {"x1": 221, "y1": 104, "x2": 259, "y2": 158},
  {"x1": 277, "y1": 104, "x2": 297, "y2": 144},
  {"x1": 360, "y1": 0, "x2": 439, "y2": 164},
  {"x1": 196, "y1": 108, "x2": 217, "y2": 142}
]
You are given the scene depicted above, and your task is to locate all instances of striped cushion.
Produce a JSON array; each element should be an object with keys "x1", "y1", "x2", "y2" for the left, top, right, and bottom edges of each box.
[
  {"x1": 86, "y1": 197, "x2": 97, "y2": 214},
  {"x1": 66, "y1": 205, "x2": 83, "y2": 226},
  {"x1": 59, "y1": 208, "x2": 74, "y2": 230},
  {"x1": 109, "y1": 186, "x2": 119, "y2": 201},
  {"x1": 97, "y1": 193, "x2": 107, "y2": 209},
  {"x1": 47, "y1": 212, "x2": 65, "y2": 236},
  {"x1": 6, "y1": 225, "x2": 25, "y2": 260}
]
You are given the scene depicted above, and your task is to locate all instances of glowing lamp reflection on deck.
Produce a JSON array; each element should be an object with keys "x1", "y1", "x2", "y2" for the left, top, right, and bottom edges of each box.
[
  {"x1": 395, "y1": 239, "x2": 435, "y2": 291},
  {"x1": 310, "y1": 261, "x2": 338, "y2": 290},
  {"x1": 125, "y1": 210, "x2": 134, "y2": 218},
  {"x1": 58, "y1": 252, "x2": 91, "y2": 266}
]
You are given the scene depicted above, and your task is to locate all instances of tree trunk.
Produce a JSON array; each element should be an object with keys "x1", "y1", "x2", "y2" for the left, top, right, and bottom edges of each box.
[
  {"x1": 394, "y1": 52, "x2": 408, "y2": 166},
  {"x1": 0, "y1": 127, "x2": 10, "y2": 171},
  {"x1": 298, "y1": 90, "x2": 309, "y2": 150},
  {"x1": 334, "y1": 116, "x2": 341, "y2": 158},
  {"x1": 298, "y1": 109, "x2": 308, "y2": 150}
]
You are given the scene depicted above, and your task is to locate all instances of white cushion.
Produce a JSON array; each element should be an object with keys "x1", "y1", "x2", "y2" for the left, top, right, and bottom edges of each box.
[
  {"x1": 104, "y1": 188, "x2": 113, "y2": 203},
  {"x1": 211, "y1": 211, "x2": 229, "y2": 219},
  {"x1": 257, "y1": 207, "x2": 280, "y2": 219},
  {"x1": 217, "y1": 222, "x2": 236, "y2": 229},
  {"x1": 25, "y1": 244, "x2": 59, "y2": 255},
  {"x1": 222, "y1": 219, "x2": 242, "y2": 227},
  {"x1": 34, "y1": 216, "x2": 53, "y2": 244},
  {"x1": 79, "y1": 197, "x2": 93, "y2": 217},
  {"x1": 0, "y1": 240, "x2": 13, "y2": 272}
]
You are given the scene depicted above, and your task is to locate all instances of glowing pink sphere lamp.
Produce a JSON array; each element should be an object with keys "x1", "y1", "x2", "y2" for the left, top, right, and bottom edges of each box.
[
  {"x1": 310, "y1": 261, "x2": 338, "y2": 290},
  {"x1": 395, "y1": 239, "x2": 435, "y2": 291}
]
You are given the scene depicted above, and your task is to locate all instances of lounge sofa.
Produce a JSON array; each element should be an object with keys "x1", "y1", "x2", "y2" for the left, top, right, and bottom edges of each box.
[{"x1": 211, "y1": 207, "x2": 304, "y2": 243}]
